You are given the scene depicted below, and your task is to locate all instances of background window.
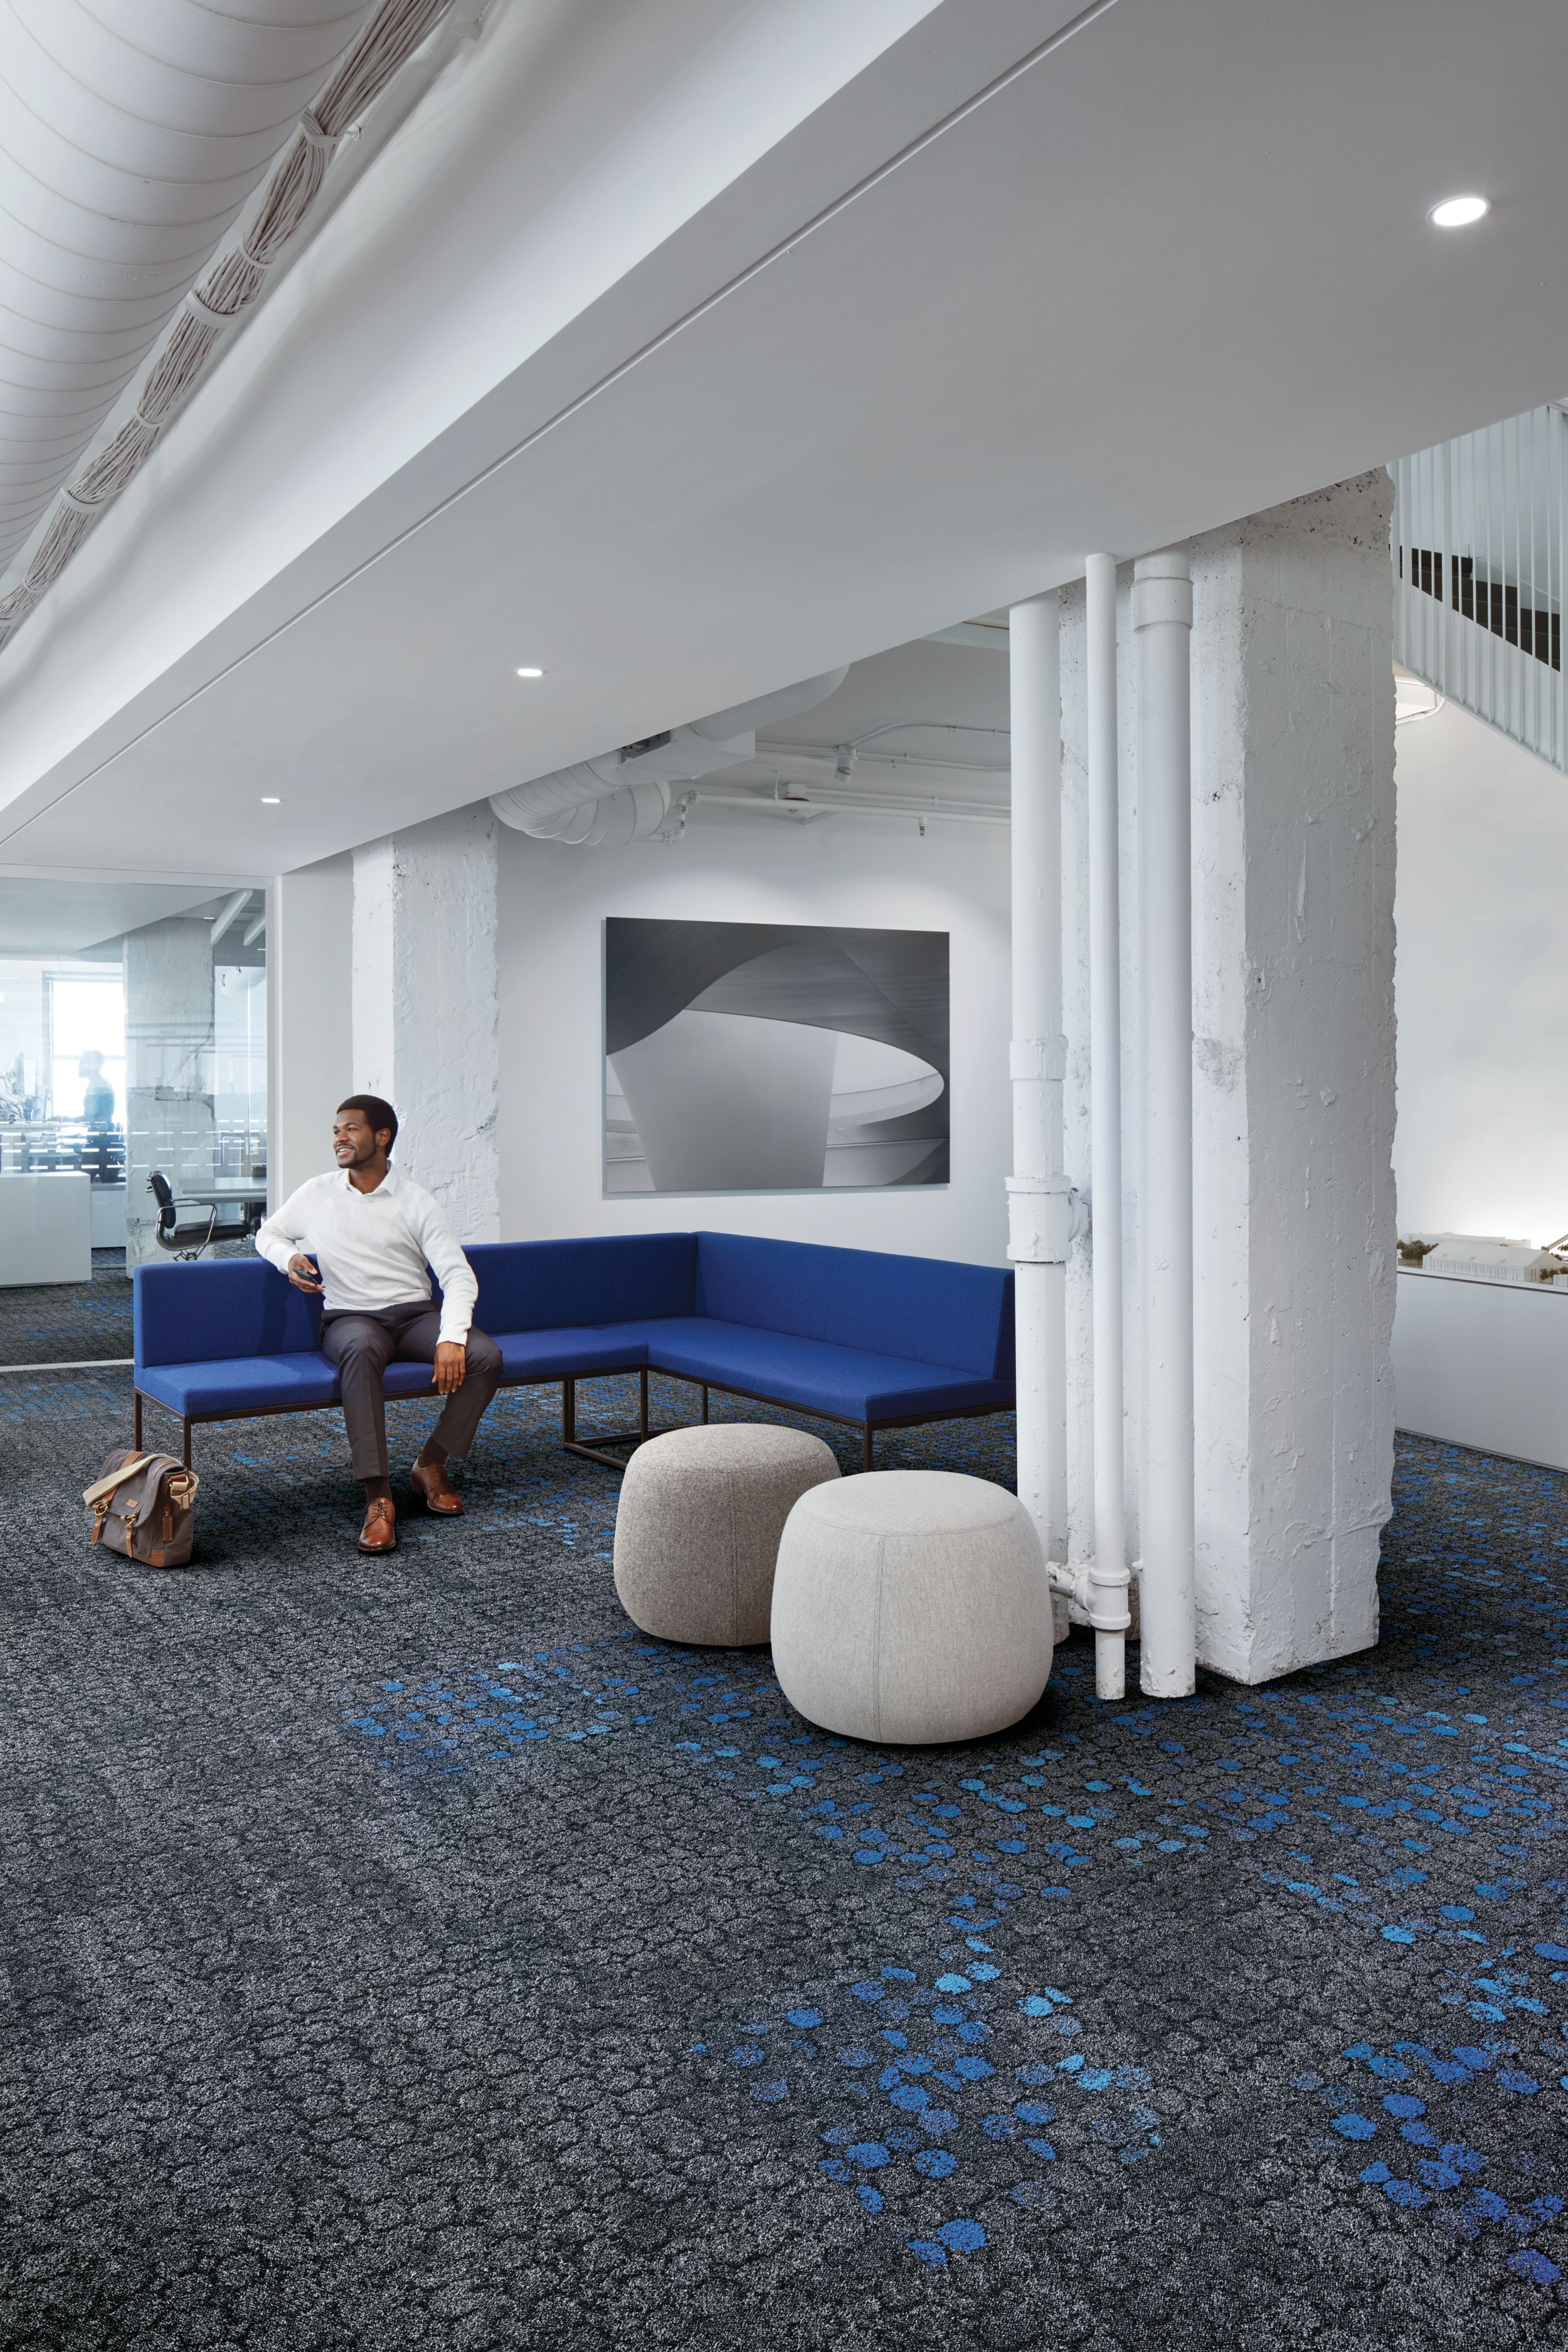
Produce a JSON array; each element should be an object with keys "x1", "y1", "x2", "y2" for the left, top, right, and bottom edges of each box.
[{"x1": 48, "y1": 975, "x2": 125, "y2": 1123}]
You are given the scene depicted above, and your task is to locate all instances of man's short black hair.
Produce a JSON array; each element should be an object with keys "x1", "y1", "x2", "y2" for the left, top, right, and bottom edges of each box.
[{"x1": 336, "y1": 1094, "x2": 398, "y2": 1152}]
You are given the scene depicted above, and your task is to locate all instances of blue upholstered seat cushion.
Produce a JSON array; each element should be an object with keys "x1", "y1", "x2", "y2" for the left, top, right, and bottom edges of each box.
[
  {"x1": 492, "y1": 1323, "x2": 654, "y2": 1381},
  {"x1": 139, "y1": 1350, "x2": 514, "y2": 1419},
  {"x1": 629, "y1": 1317, "x2": 1012, "y2": 1422},
  {"x1": 137, "y1": 1352, "x2": 341, "y2": 1417}
]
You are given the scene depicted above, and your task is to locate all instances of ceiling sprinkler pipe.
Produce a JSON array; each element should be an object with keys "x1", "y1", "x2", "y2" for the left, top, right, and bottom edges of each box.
[{"x1": 489, "y1": 667, "x2": 849, "y2": 845}]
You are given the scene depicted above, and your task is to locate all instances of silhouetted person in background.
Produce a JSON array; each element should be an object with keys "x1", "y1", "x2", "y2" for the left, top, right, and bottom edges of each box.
[{"x1": 78, "y1": 1050, "x2": 114, "y2": 1126}]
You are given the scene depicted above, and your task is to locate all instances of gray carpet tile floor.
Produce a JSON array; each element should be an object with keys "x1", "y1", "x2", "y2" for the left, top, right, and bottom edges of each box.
[
  {"x1": 1, "y1": 1362, "x2": 1565, "y2": 2349},
  {"x1": 0, "y1": 1244, "x2": 258, "y2": 1367},
  {"x1": 0, "y1": 1254, "x2": 132, "y2": 1365}
]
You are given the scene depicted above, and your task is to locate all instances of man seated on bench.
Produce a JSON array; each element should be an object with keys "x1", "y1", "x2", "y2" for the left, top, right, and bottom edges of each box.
[{"x1": 255, "y1": 1095, "x2": 502, "y2": 1555}]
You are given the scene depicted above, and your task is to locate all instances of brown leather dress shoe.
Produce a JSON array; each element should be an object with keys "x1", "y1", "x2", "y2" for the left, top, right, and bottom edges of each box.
[
  {"x1": 358, "y1": 1497, "x2": 397, "y2": 1554},
  {"x1": 410, "y1": 1459, "x2": 464, "y2": 1516}
]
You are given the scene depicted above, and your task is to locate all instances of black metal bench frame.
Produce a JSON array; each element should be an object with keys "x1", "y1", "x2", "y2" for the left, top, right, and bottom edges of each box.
[{"x1": 134, "y1": 1361, "x2": 1012, "y2": 1475}]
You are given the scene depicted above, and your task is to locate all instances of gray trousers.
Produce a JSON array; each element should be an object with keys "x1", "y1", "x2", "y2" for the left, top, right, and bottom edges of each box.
[{"x1": 321, "y1": 1303, "x2": 503, "y2": 1480}]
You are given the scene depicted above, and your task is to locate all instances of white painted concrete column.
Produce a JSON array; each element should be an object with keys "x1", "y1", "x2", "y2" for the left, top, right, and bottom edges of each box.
[
  {"x1": 1085, "y1": 553, "x2": 1133, "y2": 1698},
  {"x1": 1061, "y1": 479, "x2": 1396, "y2": 1688},
  {"x1": 351, "y1": 804, "x2": 500, "y2": 1241},
  {"x1": 1007, "y1": 592, "x2": 1070, "y2": 1571},
  {"x1": 1134, "y1": 549, "x2": 1197, "y2": 1698},
  {"x1": 124, "y1": 915, "x2": 215, "y2": 1268},
  {"x1": 1187, "y1": 474, "x2": 1396, "y2": 1680}
]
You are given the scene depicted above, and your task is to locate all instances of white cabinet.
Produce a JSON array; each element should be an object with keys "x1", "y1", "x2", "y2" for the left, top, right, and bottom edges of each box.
[
  {"x1": 90, "y1": 1184, "x2": 126, "y2": 1248},
  {"x1": 1394, "y1": 1268, "x2": 1568, "y2": 1470},
  {"x1": 0, "y1": 1172, "x2": 93, "y2": 1286}
]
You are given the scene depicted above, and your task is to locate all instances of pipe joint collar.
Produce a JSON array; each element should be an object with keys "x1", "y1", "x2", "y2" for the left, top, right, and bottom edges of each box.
[
  {"x1": 1006, "y1": 1175, "x2": 1080, "y2": 1263},
  {"x1": 1050, "y1": 1561, "x2": 1133, "y2": 1633},
  {"x1": 1086, "y1": 1561, "x2": 1133, "y2": 1633},
  {"x1": 1010, "y1": 1034, "x2": 1067, "y2": 1083},
  {"x1": 1132, "y1": 551, "x2": 1193, "y2": 632}
]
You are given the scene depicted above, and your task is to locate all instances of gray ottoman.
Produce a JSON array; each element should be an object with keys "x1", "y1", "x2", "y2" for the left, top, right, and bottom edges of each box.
[
  {"x1": 770, "y1": 1470, "x2": 1052, "y2": 1744},
  {"x1": 613, "y1": 1422, "x2": 840, "y2": 1646}
]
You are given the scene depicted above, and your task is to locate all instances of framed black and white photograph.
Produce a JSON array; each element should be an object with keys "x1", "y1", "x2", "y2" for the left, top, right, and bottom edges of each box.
[{"x1": 604, "y1": 918, "x2": 948, "y2": 1194}]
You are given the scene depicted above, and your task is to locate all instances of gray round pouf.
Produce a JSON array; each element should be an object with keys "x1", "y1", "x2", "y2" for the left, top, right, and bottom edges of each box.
[
  {"x1": 613, "y1": 1422, "x2": 840, "y2": 1646},
  {"x1": 770, "y1": 1470, "x2": 1052, "y2": 1744}
]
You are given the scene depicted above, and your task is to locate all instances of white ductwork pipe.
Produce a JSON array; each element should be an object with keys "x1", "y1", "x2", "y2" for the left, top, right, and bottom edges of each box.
[
  {"x1": 523, "y1": 778, "x2": 675, "y2": 849},
  {"x1": 1133, "y1": 549, "x2": 1196, "y2": 1698},
  {"x1": 0, "y1": 1, "x2": 376, "y2": 569},
  {"x1": 1084, "y1": 553, "x2": 1133, "y2": 1700},
  {"x1": 490, "y1": 668, "x2": 848, "y2": 845},
  {"x1": 1007, "y1": 594, "x2": 1072, "y2": 1582},
  {"x1": 207, "y1": 887, "x2": 253, "y2": 950}
]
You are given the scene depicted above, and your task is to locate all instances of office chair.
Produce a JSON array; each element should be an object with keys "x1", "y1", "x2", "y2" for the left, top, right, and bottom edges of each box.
[{"x1": 147, "y1": 1171, "x2": 252, "y2": 1261}]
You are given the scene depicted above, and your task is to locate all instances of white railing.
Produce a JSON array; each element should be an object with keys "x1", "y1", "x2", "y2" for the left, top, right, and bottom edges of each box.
[{"x1": 1392, "y1": 404, "x2": 1567, "y2": 770}]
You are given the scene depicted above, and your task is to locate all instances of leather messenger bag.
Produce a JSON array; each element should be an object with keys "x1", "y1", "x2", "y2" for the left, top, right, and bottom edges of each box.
[{"x1": 83, "y1": 1451, "x2": 199, "y2": 1567}]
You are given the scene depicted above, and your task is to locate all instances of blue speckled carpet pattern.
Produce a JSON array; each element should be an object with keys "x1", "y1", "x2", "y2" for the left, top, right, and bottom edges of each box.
[{"x1": 2, "y1": 1365, "x2": 1565, "y2": 2348}]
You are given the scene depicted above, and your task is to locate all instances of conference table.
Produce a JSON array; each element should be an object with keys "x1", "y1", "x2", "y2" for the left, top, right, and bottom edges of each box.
[{"x1": 176, "y1": 1180, "x2": 268, "y2": 1235}]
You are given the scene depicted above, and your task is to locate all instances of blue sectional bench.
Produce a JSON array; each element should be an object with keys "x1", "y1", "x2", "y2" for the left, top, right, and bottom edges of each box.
[{"x1": 132, "y1": 1231, "x2": 1015, "y2": 1473}]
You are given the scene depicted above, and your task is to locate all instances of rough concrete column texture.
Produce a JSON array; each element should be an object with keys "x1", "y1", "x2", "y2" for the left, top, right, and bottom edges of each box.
[
  {"x1": 351, "y1": 806, "x2": 500, "y2": 1243},
  {"x1": 1061, "y1": 474, "x2": 1396, "y2": 1683}
]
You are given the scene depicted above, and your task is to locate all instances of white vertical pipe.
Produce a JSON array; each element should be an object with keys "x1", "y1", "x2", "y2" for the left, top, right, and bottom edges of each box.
[
  {"x1": 1007, "y1": 593, "x2": 1069, "y2": 1571},
  {"x1": 264, "y1": 881, "x2": 281, "y2": 1219},
  {"x1": 1551, "y1": 405, "x2": 1560, "y2": 762},
  {"x1": 1085, "y1": 554, "x2": 1131, "y2": 1700},
  {"x1": 1133, "y1": 549, "x2": 1196, "y2": 1697}
]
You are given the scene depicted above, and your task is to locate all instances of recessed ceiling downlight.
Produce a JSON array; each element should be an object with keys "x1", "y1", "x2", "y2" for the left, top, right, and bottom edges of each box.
[
  {"x1": 516, "y1": 665, "x2": 544, "y2": 679},
  {"x1": 1429, "y1": 194, "x2": 1489, "y2": 228},
  {"x1": 261, "y1": 795, "x2": 281, "y2": 803}
]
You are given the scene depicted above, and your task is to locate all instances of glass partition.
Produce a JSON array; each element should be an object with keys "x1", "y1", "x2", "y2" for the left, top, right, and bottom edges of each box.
[{"x1": 0, "y1": 879, "x2": 267, "y2": 1362}]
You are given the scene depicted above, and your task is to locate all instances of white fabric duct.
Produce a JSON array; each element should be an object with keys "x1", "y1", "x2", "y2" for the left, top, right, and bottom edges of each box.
[
  {"x1": 490, "y1": 667, "x2": 848, "y2": 845},
  {"x1": 526, "y1": 780, "x2": 672, "y2": 849},
  {"x1": 0, "y1": 0, "x2": 375, "y2": 566}
]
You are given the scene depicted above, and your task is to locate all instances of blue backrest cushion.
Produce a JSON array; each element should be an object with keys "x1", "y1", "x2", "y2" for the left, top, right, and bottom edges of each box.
[
  {"x1": 467, "y1": 1234, "x2": 697, "y2": 1334},
  {"x1": 135, "y1": 1259, "x2": 322, "y2": 1369},
  {"x1": 693, "y1": 1232, "x2": 1014, "y2": 1379}
]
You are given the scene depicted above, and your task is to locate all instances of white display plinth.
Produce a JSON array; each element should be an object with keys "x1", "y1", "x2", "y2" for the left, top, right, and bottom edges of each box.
[
  {"x1": 0, "y1": 1172, "x2": 93, "y2": 1287},
  {"x1": 90, "y1": 1184, "x2": 126, "y2": 1248},
  {"x1": 1394, "y1": 1267, "x2": 1568, "y2": 1470}
]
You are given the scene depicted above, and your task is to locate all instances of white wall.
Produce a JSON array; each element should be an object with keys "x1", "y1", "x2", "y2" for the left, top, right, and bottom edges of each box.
[
  {"x1": 495, "y1": 806, "x2": 1010, "y2": 1264},
  {"x1": 267, "y1": 852, "x2": 353, "y2": 1205},
  {"x1": 1394, "y1": 696, "x2": 1568, "y2": 1244}
]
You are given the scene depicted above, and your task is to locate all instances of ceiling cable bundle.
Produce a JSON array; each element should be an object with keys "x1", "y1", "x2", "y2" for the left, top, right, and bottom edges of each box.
[{"x1": 0, "y1": 0, "x2": 464, "y2": 655}]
